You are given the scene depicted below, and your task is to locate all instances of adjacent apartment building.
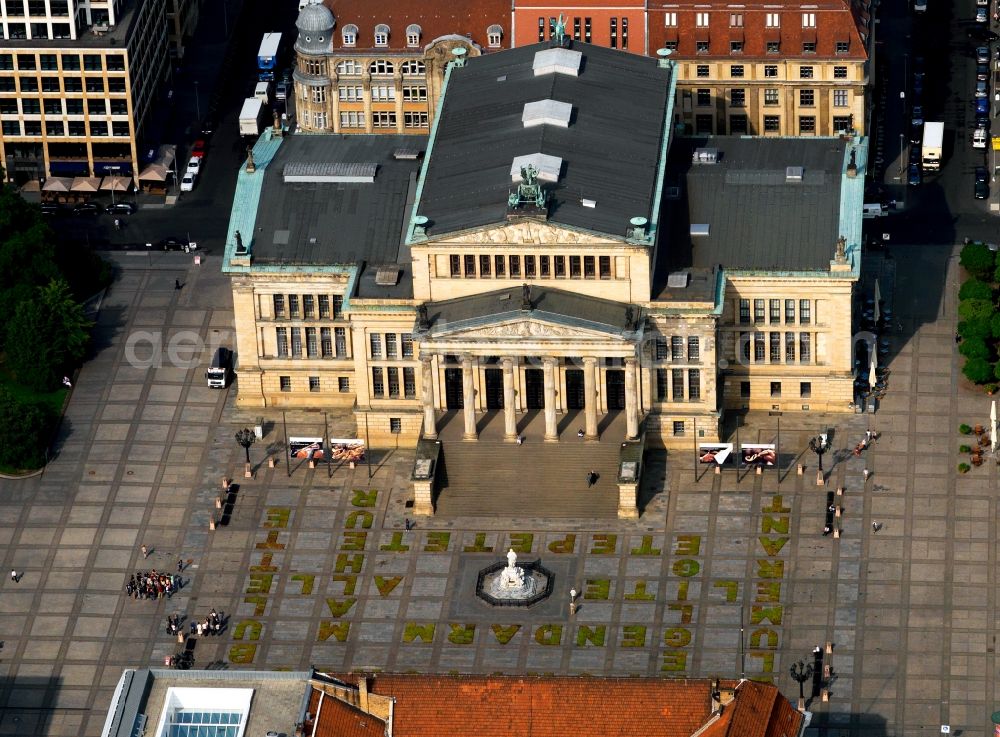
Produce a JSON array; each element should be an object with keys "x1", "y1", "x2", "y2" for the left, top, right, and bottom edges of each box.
[{"x1": 0, "y1": 0, "x2": 171, "y2": 183}]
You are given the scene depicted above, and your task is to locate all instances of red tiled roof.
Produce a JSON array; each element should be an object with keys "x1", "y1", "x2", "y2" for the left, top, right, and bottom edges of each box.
[
  {"x1": 308, "y1": 687, "x2": 387, "y2": 737},
  {"x1": 322, "y1": 0, "x2": 510, "y2": 51},
  {"x1": 647, "y1": 0, "x2": 870, "y2": 60},
  {"x1": 368, "y1": 675, "x2": 713, "y2": 737},
  {"x1": 697, "y1": 681, "x2": 803, "y2": 737}
]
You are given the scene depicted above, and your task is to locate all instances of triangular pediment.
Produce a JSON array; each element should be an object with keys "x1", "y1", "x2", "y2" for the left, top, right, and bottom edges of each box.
[
  {"x1": 431, "y1": 317, "x2": 627, "y2": 341},
  {"x1": 425, "y1": 221, "x2": 621, "y2": 247}
]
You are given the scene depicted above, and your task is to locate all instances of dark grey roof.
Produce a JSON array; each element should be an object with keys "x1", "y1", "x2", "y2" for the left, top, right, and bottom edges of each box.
[
  {"x1": 415, "y1": 42, "x2": 672, "y2": 240},
  {"x1": 251, "y1": 134, "x2": 425, "y2": 269},
  {"x1": 422, "y1": 285, "x2": 641, "y2": 338},
  {"x1": 656, "y1": 136, "x2": 847, "y2": 287},
  {"x1": 296, "y1": 2, "x2": 335, "y2": 33}
]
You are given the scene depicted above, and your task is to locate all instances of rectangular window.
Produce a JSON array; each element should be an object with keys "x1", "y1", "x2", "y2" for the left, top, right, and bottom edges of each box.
[
  {"x1": 372, "y1": 111, "x2": 396, "y2": 128},
  {"x1": 585, "y1": 17, "x2": 592, "y2": 41},
  {"x1": 767, "y1": 41, "x2": 780, "y2": 54},
  {"x1": 770, "y1": 381, "x2": 781, "y2": 398},
  {"x1": 835, "y1": 41, "x2": 850, "y2": 54},
  {"x1": 770, "y1": 332, "x2": 781, "y2": 362},
  {"x1": 288, "y1": 294, "x2": 300, "y2": 318},
  {"x1": 309, "y1": 376, "x2": 321, "y2": 392},
  {"x1": 799, "y1": 66, "x2": 814, "y2": 79},
  {"x1": 833, "y1": 90, "x2": 848, "y2": 107},
  {"x1": 688, "y1": 370, "x2": 701, "y2": 400},
  {"x1": 340, "y1": 111, "x2": 365, "y2": 128},
  {"x1": 610, "y1": 17, "x2": 617, "y2": 48},
  {"x1": 802, "y1": 12, "x2": 816, "y2": 26},
  {"x1": 333, "y1": 295, "x2": 344, "y2": 319},
  {"x1": 538, "y1": 17, "x2": 546, "y2": 41},
  {"x1": 731, "y1": 89, "x2": 745, "y2": 107},
  {"x1": 671, "y1": 336, "x2": 684, "y2": 361},
  {"x1": 687, "y1": 336, "x2": 700, "y2": 361},
  {"x1": 802, "y1": 42, "x2": 816, "y2": 54},
  {"x1": 799, "y1": 300, "x2": 811, "y2": 324},
  {"x1": 387, "y1": 367, "x2": 400, "y2": 397},
  {"x1": 449, "y1": 254, "x2": 461, "y2": 277},
  {"x1": 784, "y1": 299, "x2": 795, "y2": 322},
  {"x1": 696, "y1": 41, "x2": 710, "y2": 54},
  {"x1": 696, "y1": 12, "x2": 710, "y2": 27},
  {"x1": 731, "y1": 65, "x2": 745, "y2": 78},
  {"x1": 321, "y1": 327, "x2": 332, "y2": 357},
  {"x1": 569, "y1": 256, "x2": 581, "y2": 278},
  {"x1": 697, "y1": 88, "x2": 711, "y2": 106},
  {"x1": 754, "y1": 332, "x2": 765, "y2": 362},
  {"x1": 554, "y1": 256, "x2": 566, "y2": 277},
  {"x1": 672, "y1": 369, "x2": 684, "y2": 400},
  {"x1": 385, "y1": 333, "x2": 398, "y2": 359},
  {"x1": 622, "y1": 17, "x2": 629, "y2": 48},
  {"x1": 599, "y1": 256, "x2": 611, "y2": 279},
  {"x1": 0, "y1": 55, "x2": 11, "y2": 71},
  {"x1": 697, "y1": 64, "x2": 710, "y2": 78},
  {"x1": 335, "y1": 327, "x2": 347, "y2": 357},
  {"x1": 17, "y1": 55, "x2": 36, "y2": 71},
  {"x1": 740, "y1": 332, "x2": 750, "y2": 362},
  {"x1": 1, "y1": 121, "x2": 19, "y2": 136},
  {"x1": 371, "y1": 367, "x2": 384, "y2": 396},
  {"x1": 44, "y1": 100, "x2": 63, "y2": 115},
  {"x1": 766, "y1": 12, "x2": 780, "y2": 27},
  {"x1": 574, "y1": 16, "x2": 582, "y2": 39},
  {"x1": 312, "y1": 86, "x2": 327, "y2": 103},
  {"x1": 402, "y1": 86, "x2": 427, "y2": 101},
  {"x1": 302, "y1": 295, "x2": 314, "y2": 318},
  {"x1": 785, "y1": 332, "x2": 796, "y2": 362},
  {"x1": 276, "y1": 327, "x2": 288, "y2": 356},
  {"x1": 495, "y1": 254, "x2": 506, "y2": 277},
  {"x1": 655, "y1": 337, "x2": 668, "y2": 360},
  {"x1": 764, "y1": 65, "x2": 778, "y2": 78},
  {"x1": 20, "y1": 78, "x2": 38, "y2": 93},
  {"x1": 730, "y1": 41, "x2": 743, "y2": 54},
  {"x1": 833, "y1": 115, "x2": 853, "y2": 132},
  {"x1": 798, "y1": 116, "x2": 816, "y2": 134},
  {"x1": 540, "y1": 256, "x2": 550, "y2": 277},
  {"x1": 403, "y1": 112, "x2": 428, "y2": 129},
  {"x1": 339, "y1": 377, "x2": 350, "y2": 393},
  {"x1": 291, "y1": 328, "x2": 302, "y2": 357},
  {"x1": 403, "y1": 367, "x2": 416, "y2": 397},
  {"x1": 664, "y1": 12, "x2": 678, "y2": 26},
  {"x1": 525, "y1": 255, "x2": 537, "y2": 278},
  {"x1": 464, "y1": 255, "x2": 475, "y2": 277},
  {"x1": 799, "y1": 333, "x2": 811, "y2": 362},
  {"x1": 583, "y1": 255, "x2": 595, "y2": 278},
  {"x1": 800, "y1": 381, "x2": 812, "y2": 398},
  {"x1": 306, "y1": 327, "x2": 317, "y2": 357},
  {"x1": 764, "y1": 88, "x2": 779, "y2": 106},
  {"x1": 45, "y1": 121, "x2": 63, "y2": 138},
  {"x1": 834, "y1": 66, "x2": 848, "y2": 79},
  {"x1": 479, "y1": 254, "x2": 491, "y2": 277},
  {"x1": 280, "y1": 376, "x2": 291, "y2": 392},
  {"x1": 370, "y1": 333, "x2": 383, "y2": 359},
  {"x1": 769, "y1": 299, "x2": 780, "y2": 323},
  {"x1": 401, "y1": 333, "x2": 413, "y2": 358},
  {"x1": 740, "y1": 381, "x2": 751, "y2": 398},
  {"x1": 739, "y1": 298, "x2": 750, "y2": 324},
  {"x1": 673, "y1": 421, "x2": 685, "y2": 437},
  {"x1": 764, "y1": 115, "x2": 780, "y2": 132},
  {"x1": 509, "y1": 256, "x2": 521, "y2": 277},
  {"x1": 754, "y1": 299, "x2": 765, "y2": 323},
  {"x1": 800, "y1": 89, "x2": 815, "y2": 106},
  {"x1": 318, "y1": 295, "x2": 330, "y2": 318},
  {"x1": 656, "y1": 369, "x2": 669, "y2": 400},
  {"x1": 730, "y1": 13, "x2": 743, "y2": 26}
]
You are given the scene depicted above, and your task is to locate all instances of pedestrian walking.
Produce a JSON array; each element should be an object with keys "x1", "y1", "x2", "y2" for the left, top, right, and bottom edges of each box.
[
  {"x1": 141, "y1": 544, "x2": 149, "y2": 559},
  {"x1": 823, "y1": 525, "x2": 832, "y2": 536},
  {"x1": 872, "y1": 521, "x2": 882, "y2": 532},
  {"x1": 577, "y1": 428, "x2": 585, "y2": 438},
  {"x1": 176, "y1": 558, "x2": 184, "y2": 573},
  {"x1": 9, "y1": 570, "x2": 17, "y2": 582},
  {"x1": 862, "y1": 468, "x2": 870, "y2": 481},
  {"x1": 175, "y1": 279, "x2": 181, "y2": 290},
  {"x1": 114, "y1": 218, "x2": 121, "y2": 231},
  {"x1": 404, "y1": 518, "x2": 413, "y2": 531},
  {"x1": 62, "y1": 376, "x2": 72, "y2": 388},
  {"x1": 586, "y1": 470, "x2": 598, "y2": 487},
  {"x1": 516, "y1": 435, "x2": 523, "y2": 445}
]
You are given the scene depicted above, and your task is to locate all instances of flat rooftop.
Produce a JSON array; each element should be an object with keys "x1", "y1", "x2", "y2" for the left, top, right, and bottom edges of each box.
[
  {"x1": 657, "y1": 136, "x2": 848, "y2": 284},
  {"x1": 250, "y1": 134, "x2": 425, "y2": 270},
  {"x1": 1, "y1": 0, "x2": 140, "y2": 49},
  {"x1": 414, "y1": 41, "x2": 672, "y2": 240}
]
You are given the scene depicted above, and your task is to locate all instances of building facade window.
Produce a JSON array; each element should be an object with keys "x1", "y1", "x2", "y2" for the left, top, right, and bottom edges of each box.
[
  {"x1": 754, "y1": 298, "x2": 765, "y2": 322},
  {"x1": 739, "y1": 298, "x2": 750, "y2": 324},
  {"x1": 372, "y1": 111, "x2": 396, "y2": 128},
  {"x1": 671, "y1": 335, "x2": 684, "y2": 361},
  {"x1": 313, "y1": 112, "x2": 327, "y2": 129},
  {"x1": 785, "y1": 332, "x2": 796, "y2": 362},
  {"x1": 764, "y1": 65, "x2": 778, "y2": 77},
  {"x1": 339, "y1": 377, "x2": 350, "y2": 392},
  {"x1": 673, "y1": 421, "x2": 685, "y2": 436},
  {"x1": 371, "y1": 367, "x2": 384, "y2": 396},
  {"x1": 730, "y1": 13, "x2": 743, "y2": 26},
  {"x1": 767, "y1": 41, "x2": 780, "y2": 53},
  {"x1": 799, "y1": 116, "x2": 816, "y2": 133},
  {"x1": 309, "y1": 376, "x2": 321, "y2": 392},
  {"x1": 697, "y1": 64, "x2": 710, "y2": 78},
  {"x1": 764, "y1": 88, "x2": 779, "y2": 105},
  {"x1": 833, "y1": 115, "x2": 853, "y2": 131},
  {"x1": 390, "y1": 417, "x2": 402, "y2": 433},
  {"x1": 280, "y1": 376, "x2": 291, "y2": 391},
  {"x1": 672, "y1": 369, "x2": 684, "y2": 400},
  {"x1": 404, "y1": 112, "x2": 428, "y2": 128},
  {"x1": 731, "y1": 64, "x2": 744, "y2": 77},
  {"x1": 402, "y1": 86, "x2": 427, "y2": 101},
  {"x1": 802, "y1": 12, "x2": 815, "y2": 27},
  {"x1": 833, "y1": 90, "x2": 848, "y2": 107},
  {"x1": 291, "y1": 328, "x2": 302, "y2": 357},
  {"x1": 340, "y1": 111, "x2": 365, "y2": 128},
  {"x1": 276, "y1": 327, "x2": 288, "y2": 356},
  {"x1": 688, "y1": 369, "x2": 701, "y2": 399},
  {"x1": 696, "y1": 12, "x2": 710, "y2": 26},
  {"x1": 800, "y1": 382, "x2": 812, "y2": 398},
  {"x1": 770, "y1": 332, "x2": 781, "y2": 362},
  {"x1": 696, "y1": 41, "x2": 709, "y2": 54},
  {"x1": 799, "y1": 333, "x2": 811, "y2": 361},
  {"x1": 799, "y1": 300, "x2": 811, "y2": 323},
  {"x1": 665, "y1": 12, "x2": 677, "y2": 26},
  {"x1": 731, "y1": 88, "x2": 745, "y2": 107},
  {"x1": 770, "y1": 381, "x2": 781, "y2": 397},
  {"x1": 656, "y1": 369, "x2": 668, "y2": 400},
  {"x1": 730, "y1": 41, "x2": 743, "y2": 54},
  {"x1": 335, "y1": 327, "x2": 347, "y2": 357},
  {"x1": 799, "y1": 66, "x2": 814, "y2": 79},
  {"x1": 766, "y1": 13, "x2": 780, "y2": 27},
  {"x1": 800, "y1": 89, "x2": 814, "y2": 106},
  {"x1": 835, "y1": 41, "x2": 850, "y2": 54},
  {"x1": 802, "y1": 42, "x2": 816, "y2": 53},
  {"x1": 697, "y1": 89, "x2": 711, "y2": 106},
  {"x1": 764, "y1": 115, "x2": 780, "y2": 132},
  {"x1": 688, "y1": 336, "x2": 700, "y2": 361},
  {"x1": 311, "y1": 86, "x2": 326, "y2": 103},
  {"x1": 834, "y1": 66, "x2": 848, "y2": 79}
]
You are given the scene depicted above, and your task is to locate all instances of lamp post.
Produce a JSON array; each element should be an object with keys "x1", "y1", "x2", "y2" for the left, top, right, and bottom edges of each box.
[
  {"x1": 235, "y1": 428, "x2": 256, "y2": 478},
  {"x1": 809, "y1": 434, "x2": 829, "y2": 471},
  {"x1": 898, "y1": 90, "x2": 906, "y2": 179},
  {"x1": 789, "y1": 660, "x2": 814, "y2": 711}
]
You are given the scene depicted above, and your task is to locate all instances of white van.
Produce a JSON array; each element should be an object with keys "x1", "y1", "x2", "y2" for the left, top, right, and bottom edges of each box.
[
  {"x1": 180, "y1": 172, "x2": 197, "y2": 192},
  {"x1": 862, "y1": 203, "x2": 887, "y2": 219},
  {"x1": 254, "y1": 81, "x2": 271, "y2": 105},
  {"x1": 973, "y1": 127, "x2": 988, "y2": 148}
]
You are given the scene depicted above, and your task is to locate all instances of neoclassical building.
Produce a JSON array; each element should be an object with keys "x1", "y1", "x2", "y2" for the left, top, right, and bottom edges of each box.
[
  {"x1": 224, "y1": 40, "x2": 865, "y2": 480},
  {"x1": 292, "y1": 0, "x2": 510, "y2": 136}
]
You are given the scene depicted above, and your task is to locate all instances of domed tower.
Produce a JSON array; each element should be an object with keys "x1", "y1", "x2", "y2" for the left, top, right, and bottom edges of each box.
[{"x1": 294, "y1": 1, "x2": 334, "y2": 130}]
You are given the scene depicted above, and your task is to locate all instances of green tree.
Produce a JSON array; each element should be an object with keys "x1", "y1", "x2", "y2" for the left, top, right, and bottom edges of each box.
[
  {"x1": 39, "y1": 279, "x2": 92, "y2": 367},
  {"x1": 964, "y1": 357, "x2": 994, "y2": 384},
  {"x1": 961, "y1": 241, "x2": 996, "y2": 280},
  {"x1": 960, "y1": 278, "x2": 994, "y2": 301},
  {"x1": 959, "y1": 318, "x2": 993, "y2": 339},
  {"x1": 959, "y1": 298, "x2": 995, "y2": 323},
  {"x1": 960, "y1": 336, "x2": 991, "y2": 360},
  {"x1": 0, "y1": 388, "x2": 54, "y2": 469}
]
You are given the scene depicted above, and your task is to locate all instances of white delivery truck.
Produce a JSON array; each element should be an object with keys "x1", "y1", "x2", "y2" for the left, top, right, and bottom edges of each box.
[
  {"x1": 239, "y1": 97, "x2": 266, "y2": 137},
  {"x1": 254, "y1": 81, "x2": 271, "y2": 104},
  {"x1": 921, "y1": 121, "x2": 943, "y2": 171}
]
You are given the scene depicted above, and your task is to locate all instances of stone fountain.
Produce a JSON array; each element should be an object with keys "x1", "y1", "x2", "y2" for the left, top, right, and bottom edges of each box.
[{"x1": 475, "y1": 549, "x2": 553, "y2": 607}]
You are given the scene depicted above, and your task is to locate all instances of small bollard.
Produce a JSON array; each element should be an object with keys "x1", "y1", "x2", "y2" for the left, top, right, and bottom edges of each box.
[
  {"x1": 221, "y1": 476, "x2": 231, "y2": 490},
  {"x1": 823, "y1": 664, "x2": 832, "y2": 678},
  {"x1": 816, "y1": 470, "x2": 825, "y2": 486},
  {"x1": 308, "y1": 459, "x2": 316, "y2": 469},
  {"x1": 268, "y1": 457, "x2": 276, "y2": 468},
  {"x1": 797, "y1": 463, "x2": 804, "y2": 476},
  {"x1": 215, "y1": 498, "x2": 222, "y2": 509},
  {"x1": 834, "y1": 506, "x2": 842, "y2": 518},
  {"x1": 825, "y1": 641, "x2": 833, "y2": 654},
  {"x1": 863, "y1": 468, "x2": 870, "y2": 481},
  {"x1": 833, "y1": 528, "x2": 841, "y2": 539},
  {"x1": 836, "y1": 486, "x2": 844, "y2": 496},
  {"x1": 209, "y1": 518, "x2": 216, "y2": 531},
  {"x1": 244, "y1": 462, "x2": 252, "y2": 479},
  {"x1": 821, "y1": 688, "x2": 829, "y2": 703},
  {"x1": 177, "y1": 633, "x2": 184, "y2": 644},
  {"x1": 755, "y1": 465, "x2": 762, "y2": 476},
  {"x1": 714, "y1": 465, "x2": 721, "y2": 475}
]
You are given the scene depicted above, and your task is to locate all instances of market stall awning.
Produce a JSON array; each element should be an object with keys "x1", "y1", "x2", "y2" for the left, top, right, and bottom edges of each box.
[
  {"x1": 71, "y1": 176, "x2": 102, "y2": 192},
  {"x1": 138, "y1": 163, "x2": 168, "y2": 182},
  {"x1": 41, "y1": 176, "x2": 73, "y2": 192},
  {"x1": 100, "y1": 175, "x2": 132, "y2": 192}
]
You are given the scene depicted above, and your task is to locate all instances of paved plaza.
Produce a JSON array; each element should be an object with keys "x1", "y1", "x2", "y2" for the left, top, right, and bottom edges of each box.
[{"x1": 0, "y1": 244, "x2": 996, "y2": 736}]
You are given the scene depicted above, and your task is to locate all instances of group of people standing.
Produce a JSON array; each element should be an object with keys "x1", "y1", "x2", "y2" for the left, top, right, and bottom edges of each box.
[
  {"x1": 164, "y1": 609, "x2": 225, "y2": 637},
  {"x1": 126, "y1": 570, "x2": 181, "y2": 599}
]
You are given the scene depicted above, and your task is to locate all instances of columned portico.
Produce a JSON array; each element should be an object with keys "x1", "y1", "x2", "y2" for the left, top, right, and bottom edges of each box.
[
  {"x1": 542, "y1": 357, "x2": 558, "y2": 441},
  {"x1": 502, "y1": 357, "x2": 518, "y2": 440},
  {"x1": 461, "y1": 354, "x2": 477, "y2": 439}
]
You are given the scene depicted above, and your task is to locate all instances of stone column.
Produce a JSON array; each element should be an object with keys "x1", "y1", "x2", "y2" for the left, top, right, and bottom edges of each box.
[
  {"x1": 502, "y1": 357, "x2": 517, "y2": 440},
  {"x1": 421, "y1": 355, "x2": 436, "y2": 439},
  {"x1": 583, "y1": 357, "x2": 598, "y2": 439},
  {"x1": 462, "y1": 354, "x2": 477, "y2": 440},
  {"x1": 543, "y1": 357, "x2": 558, "y2": 441},
  {"x1": 625, "y1": 357, "x2": 639, "y2": 439}
]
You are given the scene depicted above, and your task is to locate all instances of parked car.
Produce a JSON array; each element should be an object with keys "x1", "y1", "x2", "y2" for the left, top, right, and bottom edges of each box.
[
  {"x1": 968, "y1": 27, "x2": 999, "y2": 41},
  {"x1": 975, "y1": 167, "x2": 990, "y2": 198},
  {"x1": 908, "y1": 163, "x2": 922, "y2": 186},
  {"x1": 977, "y1": 96, "x2": 990, "y2": 115},
  {"x1": 191, "y1": 138, "x2": 207, "y2": 158},
  {"x1": 977, "y1": 46, "x2": 991, "y2": 64},
  {"x1": 106, "y1": 202, "x2": 137, "y2": 215},
  {"x1": 976, "y1": 6, "x2": 988, "y2": 22},
  {"x1": 976, "y1": 114, "x2": 991, "y2": 130},
  {"x1": 909, "y1": 121, "x2": 923, "y2": 145},
  {"x1": 281, "y1": 68, "x2": 292, "y2": 85},
  {"x1": 911, "y1": 105, "x2": 924, "y2": 126},
  {"x1": 976, "y1": 79, "x2": 989, "y2": 97},
  {"x1": 978, "y1": 0, "x2": 989, "y2": 7},
  {"x1": 186, "y1": 157, "x2": 202, "y2": 174},
  {"x1": 73, "y1": 202, "x2": 101, "y2": 216},
  {"x1": 155, "y1": 236, "x2": 198, "y2": 252},
  {"x1": 908, "y1": 146, "x2": 922, "y2": 165},
  {"x1": 275, "y1": 82, "x2": 288, "y2": 101},
  {"x1": 977, "y1": 63, "x2": 990, "y2": 81},
  {"x1": 199, "y1": 115, "x2": 217, "y2": 138},
  {"x1": 974, "y1": 126, "x2": 989, "y2": 148},
  {"x1": 40, "y1": 203, "x2": 65, "y2": 216},
  {"x1": 912, "y1": 75, "x2": 924, "y2": 96},
  {"x1": 180, "y1": 172, "x2": 196, "y2": 192}
]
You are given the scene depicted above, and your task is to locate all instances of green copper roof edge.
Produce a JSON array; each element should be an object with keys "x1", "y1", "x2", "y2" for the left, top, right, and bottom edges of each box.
[
  {"x1": 712, "y1": 267, "x2": 726, "y2": 315},
  {"x1": 405, "y1": 59, "x2": 457, "y2": 246},
  {"x1": 647, "y1": 62, "x2": 679, "y2": 244},
  {"x1": 838, "y1": 135, "x2": 867, "y2": 279}
]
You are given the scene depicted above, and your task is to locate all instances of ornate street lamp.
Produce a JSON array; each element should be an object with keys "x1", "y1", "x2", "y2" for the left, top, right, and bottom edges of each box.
[
  {"x1": 235, "y1": 428, "x2": 256, "y2": 478},
  {"x1": 789, "y1": 659, "x2": 814, "y2": 711},
  {"x1": 808, "y1": 434, "x2": 829, "y2": 471}
]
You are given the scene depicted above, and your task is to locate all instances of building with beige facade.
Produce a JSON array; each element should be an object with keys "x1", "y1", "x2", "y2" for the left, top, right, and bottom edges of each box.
[
  {"x1": 223, "y1": 40, "x2": 865, "y2": 513},
  {"x1": 0, "y1": 0, "x2": 169, "y2": 182}
]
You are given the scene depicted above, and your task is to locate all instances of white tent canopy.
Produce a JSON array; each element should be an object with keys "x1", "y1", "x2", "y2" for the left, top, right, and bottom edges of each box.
[{"x1": 41, "y1": 176, "x2": 72, "y2": 192}]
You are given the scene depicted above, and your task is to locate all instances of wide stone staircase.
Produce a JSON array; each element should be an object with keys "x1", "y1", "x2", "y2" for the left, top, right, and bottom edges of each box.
[{"x1": 432, "y1": 411, "x2": 625, "y2": 518}]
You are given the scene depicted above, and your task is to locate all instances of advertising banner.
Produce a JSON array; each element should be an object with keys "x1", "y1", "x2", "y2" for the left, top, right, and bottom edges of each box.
[
  {"x1": 289, "y1": 437, "x2": 324, "y2": 460},
  {"x1": 698, "y1": 443, "x2": 733, "y2": 465},
  {"x1": 740, "y1": 443, "x2": 776, "y2": 467},
  {"x1": 329, "y1": 438, "x2": 366, "y2": 463}
]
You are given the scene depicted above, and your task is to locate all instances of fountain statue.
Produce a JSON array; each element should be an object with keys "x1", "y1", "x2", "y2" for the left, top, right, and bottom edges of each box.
[
  {"x1": 499, "y1": 549, "x2": 526, "y2": 590},
  {"x1": 484, "y1": 548, "x2": 537, "y2": 601}
]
